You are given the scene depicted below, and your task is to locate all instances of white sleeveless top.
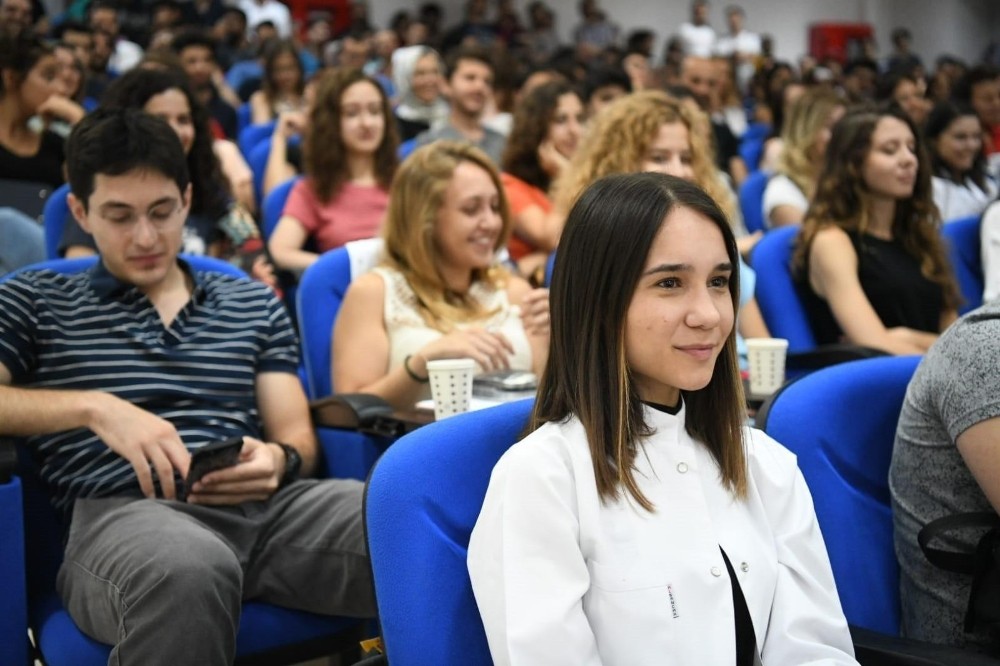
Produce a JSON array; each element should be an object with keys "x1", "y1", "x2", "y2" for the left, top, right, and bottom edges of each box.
[{"x1": 373, "y1": 267, "x2": 534, "y2": 393}]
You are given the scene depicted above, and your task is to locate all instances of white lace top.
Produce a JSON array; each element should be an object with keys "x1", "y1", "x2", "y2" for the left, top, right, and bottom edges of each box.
[{"x1": 373, "y1": 267, "x2": 534, "y2": 393}]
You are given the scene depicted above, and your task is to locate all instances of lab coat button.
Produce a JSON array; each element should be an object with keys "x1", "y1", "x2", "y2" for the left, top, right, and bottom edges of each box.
[
  {"x1": 710, "y1": 566, "x2": 722, "y2": 577},
  {"x1": 676, "y1": 462, "x2": 689, "y2": 474},
  {"x1": 740, "y1": 562, "x2": 749, "y2": 573}
]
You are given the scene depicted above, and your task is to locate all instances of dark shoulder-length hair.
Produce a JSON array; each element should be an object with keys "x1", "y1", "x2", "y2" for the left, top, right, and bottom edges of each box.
[
  {"x1": 794, "y1": 104, "x2": 960, "y2": 311},
  {"x1": 925, "y1": 99, "x2": 989, "y2": 191},
  {"x1": 501, "y1": 80, "x2": 580, "y2": 192},
  {"x1": 100, "y1": 67, "x2": 229, "y2": 220},
  {"x1": 532, "y1": 172, "x2": 748, "y2": 510},
  {"x1": 304, "y1": 67, "x2": 398, "y2": 203},
  {"x1": 261, "y1": 39, "x2": 304, "y2": 105}
]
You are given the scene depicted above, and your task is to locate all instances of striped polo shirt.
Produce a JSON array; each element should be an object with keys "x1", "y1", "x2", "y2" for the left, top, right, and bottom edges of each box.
[{"x1": 0, "y1": 259, "x2": 299, "y2": 515}]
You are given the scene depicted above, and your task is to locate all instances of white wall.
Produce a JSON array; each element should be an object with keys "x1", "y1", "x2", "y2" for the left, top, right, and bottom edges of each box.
[{"x1": 367, "y1": 0, "x2": 1000, "y2": 67}]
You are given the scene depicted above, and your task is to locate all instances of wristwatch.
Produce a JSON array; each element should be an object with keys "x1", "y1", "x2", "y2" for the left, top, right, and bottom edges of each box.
[{"x1": 275, "y1": 443, "x2": 302, "y2": 488}]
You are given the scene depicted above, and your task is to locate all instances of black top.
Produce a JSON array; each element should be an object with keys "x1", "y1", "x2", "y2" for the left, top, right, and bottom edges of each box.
[
  {"x1": 0, "y1": 130, "x2": 65, "y2": 188},
  {"x1": 798, "y1": 230, "x2": 944, "y2": 345}
]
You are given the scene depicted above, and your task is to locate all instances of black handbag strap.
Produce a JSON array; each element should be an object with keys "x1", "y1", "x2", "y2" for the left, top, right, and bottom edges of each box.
[
  {"x1": 720, "y1": 546, "x2": 762, "y2": 666},
  {"x1": 918, "y1": 512, "x2": 1000, "y2": 574}
]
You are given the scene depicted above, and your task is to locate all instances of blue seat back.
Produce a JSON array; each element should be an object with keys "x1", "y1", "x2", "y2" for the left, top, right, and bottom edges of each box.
[
  {"x1": 248, "y1": 140, "x2": 272, "y2": 207},
  {"x1": 941, "y1": 215, "x2": 984, "y2": 315},
  {"x1": 237, "y1": 119, "x2": 277, "y2": 159},
  {"x1": 759, "y1": 355, "x2": 921, "y2": 636},
  {"x1": 750, "y1": 225, "x2": 817, "y2": 352},
  {"x1": 236, "y1": 102, "x2": 252, "y2": 135},
  {"x1": 262, "y1": 176, "x2": 300, "y2": 241},
  {"x1": 739, "y1": 138, "x2": 765, "y2": 172},
  {"x1": 738, "y1": 170, "x2": 770, "y2": 235},
  {"x1": 42, "y1": 184, "x2": 71, "y2": 260},
  {"x1": 365, "y1": 399, "x2": 534, "y2": 666},
  {"x1": 296, "y1": 247, "x2": 354, "y2": 400}
]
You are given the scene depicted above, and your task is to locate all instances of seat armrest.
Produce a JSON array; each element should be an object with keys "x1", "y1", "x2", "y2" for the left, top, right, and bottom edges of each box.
[
  {"x1": 0, "y1": 438, "x2": 16, "y2": 484},
  {"x1": 851, "y1": 625, "x2": 1000, "y2": 665},
  {"x1": 0, "y1": 438, "x2": 28, "y2": 666},
  {"x1": 786, "y1": 344, "x2": 888, "y2": 374}
]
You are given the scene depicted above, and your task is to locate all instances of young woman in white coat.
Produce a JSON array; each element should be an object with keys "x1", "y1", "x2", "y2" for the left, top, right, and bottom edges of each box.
[{"x1": 467, "y1": 172, "x2": 858, "y2": 666}]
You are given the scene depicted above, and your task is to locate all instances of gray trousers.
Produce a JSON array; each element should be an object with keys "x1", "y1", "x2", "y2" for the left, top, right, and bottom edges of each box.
[{"x1": 56, "y1": 479, "x2": 376, "y2": 666}]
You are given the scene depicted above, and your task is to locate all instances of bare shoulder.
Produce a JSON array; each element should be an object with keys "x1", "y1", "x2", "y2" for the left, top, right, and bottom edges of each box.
[
  {"x1": 809, "y1": 226, "x2": 857, "y2": 270},
  {"x1": 504, "y1": 272, "x2": 533, "y2": 303},
  {"x1": 345, "y1": 270, "x2": 386, "y2": 302}
]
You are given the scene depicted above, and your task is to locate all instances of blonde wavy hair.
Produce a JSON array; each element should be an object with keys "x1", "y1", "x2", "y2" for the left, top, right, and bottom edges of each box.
[
  {"x1": 776, "y1": 89, "x2": 843, "y2": 197},
  {"x1": 382, "y1": 140, "x2": 513, "y2": 330},
  {"x1": 553, "y1": 90, "x2": 738, "y2": 222}
]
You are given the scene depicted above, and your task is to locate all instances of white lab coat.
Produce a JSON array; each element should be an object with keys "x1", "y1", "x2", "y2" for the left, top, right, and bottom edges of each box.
[{"x1": 468, "y1": 404, "x2": 858, "y2": 665}]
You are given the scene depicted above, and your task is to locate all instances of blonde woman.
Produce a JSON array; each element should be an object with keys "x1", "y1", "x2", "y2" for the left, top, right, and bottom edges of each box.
[
  {"x1": 763, "y1": 89, "x2": 844, "y2": 227},
  {"x1": 333, "y1": 141, "x2": 550, "y2": 409}
]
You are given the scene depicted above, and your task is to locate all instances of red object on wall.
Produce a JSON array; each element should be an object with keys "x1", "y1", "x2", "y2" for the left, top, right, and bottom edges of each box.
[
  {"x1": 809, "y1": 23, "x2": 875, "y2": 64},
  {"x1": 288, "y1": 0, "x2": 349, "y2": 36}
]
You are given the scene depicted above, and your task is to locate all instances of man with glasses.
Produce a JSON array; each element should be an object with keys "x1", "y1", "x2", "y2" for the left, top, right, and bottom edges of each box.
[{"x1": 0, "y1": 109, "x2": 375, "y2": 664}]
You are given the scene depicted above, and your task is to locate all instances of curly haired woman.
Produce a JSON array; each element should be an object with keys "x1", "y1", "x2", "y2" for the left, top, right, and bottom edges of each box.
[{"x1": 500, "y1": 79, "x2": 584, "y2": 278}]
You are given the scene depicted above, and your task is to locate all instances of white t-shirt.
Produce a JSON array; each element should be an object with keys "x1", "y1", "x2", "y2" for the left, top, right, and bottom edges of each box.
[
  {"x1": 981, "y1": 201, "x2": 1000, "y2": 303},
  {"x1": 762, "y1": 174, "x2": 808, "y2": 228},
  {"x1": 932, "y1": 175, "x2": 998, "y2": 222},
  {"x1": 714, "y1": 30, "x2": 762, "y2": 58},
  {"x1": 678, "y1": 22, "x2": 717, "y2": 58},
  {"x1": 238, "y1": 0, "x2": 292, "y2": 37}
]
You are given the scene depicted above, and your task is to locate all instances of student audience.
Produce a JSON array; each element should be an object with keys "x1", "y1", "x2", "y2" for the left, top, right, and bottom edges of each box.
[
  {"x1": 8, "y1": 3, "x2": 1000, "y2": 658},
  {"x1": 680, "y1": 54, "x2": 747, "y2": 185},
  {"x1": 60, "y1": 67, "x2": 267, "y2": 281},
  {"x1": 793, "y1": 106, "x2": 961, "y2": 354},
  {"x1": 390, "y1": 44, "x2": 448, "y2": 141},
  {"x1": 0, "y1": 31, "x2": 83, "y2": 192},
  {"x1": 763, "y1": 89, "x2": 844, "y2": 228},
  {"x1": 890, "y1": 301, "x2": 1000, "y2": 655},
  {"x1": 925, "y1": 100, "x2": 998, "y2": 221},
  {"x1": 982, "y1": 192, "x2": 1000, "y2": 303},
  {"x1": 0, "y1": 106, "x2": 374, "y2": 665},
  {"x1": 333, "y1": 141, "x2": 549, "y2": 410},
  {"x1": 500, "y1": 79, "x2": 584, "y2": 279},
  {"x1": 414, "y1": 45, "x2": 506, "y2": 164},
  {"x1": 248, "y1": 39, "x2": 305, "y2": 124},
  {"x1": 268, "y1": 67, "x2": 397, "y2": 273},
  {"x1": 469, "y1": 172, "x2": 857, "y2": 664},
  {"x1": 171, "y1": 29, "x2": 238, "y2": 138},
  {"x1": 953, "y1": 65, "x2": 1000, "y2": 157}
]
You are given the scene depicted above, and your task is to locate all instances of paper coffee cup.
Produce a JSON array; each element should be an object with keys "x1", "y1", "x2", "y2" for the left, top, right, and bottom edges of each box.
[
  {"x1": 746, "y1": 338, "x2": 789, "y2": 396},
  {"x1": 426, "y1": 358, "x2": 476, "y2": 420}
]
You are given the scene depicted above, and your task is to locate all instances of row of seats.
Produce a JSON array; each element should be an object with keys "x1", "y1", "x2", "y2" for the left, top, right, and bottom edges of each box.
[
  {"x1": 750, "y1": 216, "x2": 984, "y2": 356},
  {"x1": 4, "y1": 255, "x2": 998, "y2": 663}
]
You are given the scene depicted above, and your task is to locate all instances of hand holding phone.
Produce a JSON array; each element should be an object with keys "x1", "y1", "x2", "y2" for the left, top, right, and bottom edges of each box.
[{"x1": 184, "y1": 437, "x2": 244, "y2": 494}]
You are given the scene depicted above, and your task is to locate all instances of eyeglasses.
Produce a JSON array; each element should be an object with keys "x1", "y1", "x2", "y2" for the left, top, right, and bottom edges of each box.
[{"x1": 100, "y1": 201, "x2": 185, "y2": 231}]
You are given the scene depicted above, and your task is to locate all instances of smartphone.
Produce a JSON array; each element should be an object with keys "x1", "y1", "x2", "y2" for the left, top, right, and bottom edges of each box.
[{"x1": 185, "y1": 437, "x2": 244, "y2": 489}]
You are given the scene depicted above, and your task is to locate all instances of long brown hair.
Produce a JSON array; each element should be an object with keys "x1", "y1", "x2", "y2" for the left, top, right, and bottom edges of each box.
[
  {"x1": 381, "y1": 141, "x2": 512, "y2": 330},
  {"x1": 533, "y1": 172, "x2": 748, "y2": 510},
  {"x1": 793, "y1": 105, "x2": 960, "y2": 311},
  {"x1": 303, "y1": 68, "x2": 398, "y2": 203},
  {"x1": 501, "y1": 80, "x2": 580, "y2": 192}
]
